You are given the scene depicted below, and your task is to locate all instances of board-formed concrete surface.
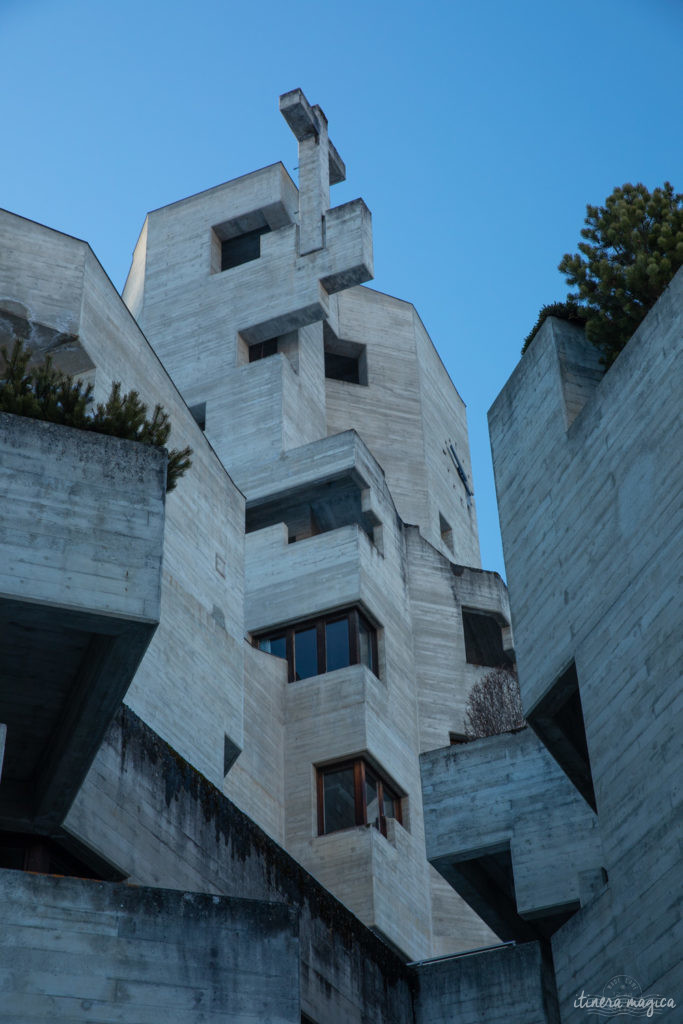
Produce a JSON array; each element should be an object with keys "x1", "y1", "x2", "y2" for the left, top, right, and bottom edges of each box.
[
  {"x1": 414, "y1": 942, "x2": 559, "y2": 1024},
  {"x1": 487, "y1": 269, "x2": 683, "y2": 1017},
  {"x1": 421, "y1": 729, "x2": 604, "y2": 940},
  {"x1": 65, "y1": 706, "x2": 417, "y2": 1024},
  {"x1": 114, "y1": 88, "x2": 505, "y2": 959},
  {"x1": 0, "y1": 208, "x2": 247, "y2": 794},
  {"x1": 0, "y1": 413, "x2": 166, "y2": 829},
  {"x1": 0, "y1": 869, "x2": 300, "y2": 1023}
]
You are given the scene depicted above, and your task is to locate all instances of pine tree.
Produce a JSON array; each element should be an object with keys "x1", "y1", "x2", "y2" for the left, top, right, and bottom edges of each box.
[
  {"x1": 558, "y1": 182, "x2": 683, "y2": 365},
  {"x1": 0, "y1": 340, "x2": 191, "y2": 491}
]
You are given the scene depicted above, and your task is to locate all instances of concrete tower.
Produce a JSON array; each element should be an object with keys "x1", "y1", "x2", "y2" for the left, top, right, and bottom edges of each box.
[{"x1": 121, "y1": 89, "x2": 513, "y2": 958}]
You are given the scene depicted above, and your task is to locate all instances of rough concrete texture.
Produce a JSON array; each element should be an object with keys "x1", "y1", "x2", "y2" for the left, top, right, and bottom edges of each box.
[
  {"x1": 0, "y1": 87, "x2": 525, "y2": 1015},
  {"x1": 242, "y1": 425, "x2": 497, "y2": 957},
  {"x1": 0, "y1": 209, "x2": 246, "y2": 793},
  {"x1": 114, "y1": 98, "x2": 500, "y2": 959},
  {"x1": 488, "y1": 269, "x2": 683, "y2": 1016},
  {"x1": 0, "y1": 869, "x2": 299, "y2": 1023},
  {"x1": 65, "y1": 706, "x2": 416, "y2": 1024},
  {"x1": 0, "y1": 413, "x2": 166, "y2": 829},
  {"x1": 0, "y1": 412, "x2": 166, "y2": 623},
  {"x1": 420, "y1": 729, "x2": 604, "y2": 940},
  {"x1": 414, "y1": 942, "x2": 559, "y2": 1024}
]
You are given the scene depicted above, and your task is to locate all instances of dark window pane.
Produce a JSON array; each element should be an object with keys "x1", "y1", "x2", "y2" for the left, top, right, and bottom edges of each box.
[
  {"x1": 221, "y1": 225, "x2": 271, "y2": 271},
  {"x1": 359, "y1": 615, "x2": 375, "y2": 673},
  {"x1": 324, "y1": 351, "x2": 360, "y2": 383},
  {"x1": 462, "y1": 610, "x2": 512, "y2": 667},
  {"x1": 365, "y1": 769, "x2": 380, "y2": 830},
  {"x1": 322, "y1": 768, "x2": 356, "y2": 833},
  {"x1": 249, "y1": 338, "x2": 278, "y2": 362},
  {"x1": 326, "y1": 618, "x2": 350, "y2": 672},
  {"x1": 294, "y1": 627, "x2": 318, "y2": 680},
  {"x1": 258, "y1": 635, "x2": 287, "y2": 660}
]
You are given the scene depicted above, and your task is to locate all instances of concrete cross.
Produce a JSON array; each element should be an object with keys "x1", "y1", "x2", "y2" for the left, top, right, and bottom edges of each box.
[{"x1": 279, "y1": 89, "x2": 346, "y2": 256}]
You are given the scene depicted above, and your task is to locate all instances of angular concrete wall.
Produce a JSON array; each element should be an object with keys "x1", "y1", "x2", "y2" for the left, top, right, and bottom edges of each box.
[
  {"x1": 65, "y1": 706, "x2": 416, "y2": 1024},
  {"x1": 0, "y1": 414, "x2": 166, "y2": 829},
  {"x1": 0, "y1": 210, "x2": 246, "y2": 792},
  {"x1": 421, "y1": 730, "x2": 604, "y2": 940},
  {"x1": 488, "y1": 269, "x2": 683, "y2": 1013},
  {"x1": 414, "y1": 942, "x2": 559, "y2": 1024},
  {"x1": 0, "y1": 869, "x2": 299, "y2": 1023}
]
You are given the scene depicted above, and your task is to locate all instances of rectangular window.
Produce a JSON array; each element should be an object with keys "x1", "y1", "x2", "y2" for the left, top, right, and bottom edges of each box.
[
  {"x1": 462, "y1": 609, "x2": 514, "y2": 667},
  {"x1": 323, "y1": 323, "x2": 368, "y2": 385},
  {"x1": 325, "y1": 617, "x2": 350, "y2": 672},
  {"x1": 221, "y1": 224, "x2": 271, "y2": 271},
  {"x1": 254, "y1": 607, "x2": 378, "y2": 682},
  {"x1": 293, "y1": 626, "x2": 318, "y2": 681},
  {"x1": 317, "y1": 758, "x2": 402, "y2": 838}
]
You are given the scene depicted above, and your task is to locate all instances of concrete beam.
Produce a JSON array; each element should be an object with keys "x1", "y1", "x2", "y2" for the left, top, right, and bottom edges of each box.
[{"x1": 420, "y1": 729, "x2": 604, "y2": 939}]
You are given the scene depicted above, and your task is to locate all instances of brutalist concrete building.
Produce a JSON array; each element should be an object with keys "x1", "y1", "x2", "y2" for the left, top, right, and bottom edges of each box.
[
  {"x1": 0, "y1": 90, "x2": 517, "y2": 1022},
  {"x1": 0, "y1": 89, "x2": 680, "y2": 1023}
]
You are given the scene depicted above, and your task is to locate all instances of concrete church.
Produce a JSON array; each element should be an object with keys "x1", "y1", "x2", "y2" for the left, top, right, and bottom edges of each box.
[{"x1": 0, "y1": 89, "x2": 680, "y2": 1023}]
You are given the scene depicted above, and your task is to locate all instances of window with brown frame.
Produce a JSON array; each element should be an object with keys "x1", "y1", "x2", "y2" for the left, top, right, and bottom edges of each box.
[
  {"x1": 254, "y1": 608, "x2": 378, "y2": 681},
  {"x1": 317, "y1": 758, "x2": 402, "y2": 838}
]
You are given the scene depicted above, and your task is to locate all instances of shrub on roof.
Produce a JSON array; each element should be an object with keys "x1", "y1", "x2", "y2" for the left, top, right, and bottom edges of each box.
[{"x1": 0, "y1": 339, "x2": 192, "y2": 491}]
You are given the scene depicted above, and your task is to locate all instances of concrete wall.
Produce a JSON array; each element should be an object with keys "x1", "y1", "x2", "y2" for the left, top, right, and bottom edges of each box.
[
  {"x1": 421, "y1": 730, "x2": 604, "y2": 940},
  {"x1": 0, "y1": 210, "x2": 245, "y2": 792},
  {"x1": 0, "y1": 413, "x2": 166, "y2": 830},
  {"x1": 0, "y1": 869, "x2": 299, "y2": 1023},
  {"x1": 241, "y1": 428, "x2": 494, "y2": 959},
  {"x1": 405, "y1": 528, "x2": 511, "y2": 754},
  {"x1": 328, "y1": 286, "x2": 480, "y2": 563},
  {"x1": 488, "y1": 270, "x2": 683, "y2": 1012},
  {"x1": 0, "y1": 412, "x2": 165, "y2": 624},
  {"x1": 414, "y1": 942, "x2": 559, "y2": 1024},
  {"x1": 64, "y1": 706, "x2": 416, "y2": 1024}
]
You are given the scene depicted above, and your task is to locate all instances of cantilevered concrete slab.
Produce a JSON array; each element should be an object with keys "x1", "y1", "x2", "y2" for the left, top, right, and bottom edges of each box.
[
  {"x1": 0, "y1": 413, "x2": 166, "y2": 829},
  {"x1": 420, "y1": 729, "x2": 604, "y2": 941}
]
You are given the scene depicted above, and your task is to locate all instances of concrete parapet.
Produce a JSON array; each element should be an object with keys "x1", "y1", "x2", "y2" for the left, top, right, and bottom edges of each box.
[
  {"x1": 0, "y1": 414, "x2": 166, "y2": 829},
  {"x1": 413, "y1": 941, "x2": 559, "y2": 1024},
  {"x1": 0, "y1": 869, "x2": 300, "y2": 1023},
  {"x1": 420, "y1": 729, "x2": 604, "y2": 941}
]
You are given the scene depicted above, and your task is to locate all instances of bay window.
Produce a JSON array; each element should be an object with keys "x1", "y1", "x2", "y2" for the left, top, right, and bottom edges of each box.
[
  {"x1": 255, "y1": 607, "x2": 378, "y2": 681},
  {"x1": 317, "y1": 758, "x2": 402, "y2": 837}
]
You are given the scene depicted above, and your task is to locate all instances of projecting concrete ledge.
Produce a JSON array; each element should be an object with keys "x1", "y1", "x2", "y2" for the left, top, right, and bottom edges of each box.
[
  {"x1": 420, "y1": 729, "x2": 605, "y2": 941},
  {"x1": 0, "y1": 413, "x2": 166, "y2": 828}
]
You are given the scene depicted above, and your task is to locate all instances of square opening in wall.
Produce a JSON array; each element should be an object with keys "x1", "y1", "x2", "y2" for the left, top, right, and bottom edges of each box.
[
  {"x1": 462, "y1": 609, "x2": 514, "y2": 667},
  {"x1": 323, "y1": 323, "x2": 367, "y2": 385},
  {"x1": 211, "y1": 209, "x2": 275, "y2": 273}
]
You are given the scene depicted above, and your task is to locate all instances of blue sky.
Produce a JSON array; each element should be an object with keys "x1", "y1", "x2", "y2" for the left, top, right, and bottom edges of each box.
[{"x1": 2, "y1": 0, "x2": 681, "y2": 576}]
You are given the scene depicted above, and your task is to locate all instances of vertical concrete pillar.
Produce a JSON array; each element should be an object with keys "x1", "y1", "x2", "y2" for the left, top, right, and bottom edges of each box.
[{"x1": 280, "y1": 89, "x2": 345, "y2": 256}]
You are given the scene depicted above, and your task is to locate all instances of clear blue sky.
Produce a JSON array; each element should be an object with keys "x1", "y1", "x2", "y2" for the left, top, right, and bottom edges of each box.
[{"x1": 3, "y1": 0, "x2": 681, "y2": 576}]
